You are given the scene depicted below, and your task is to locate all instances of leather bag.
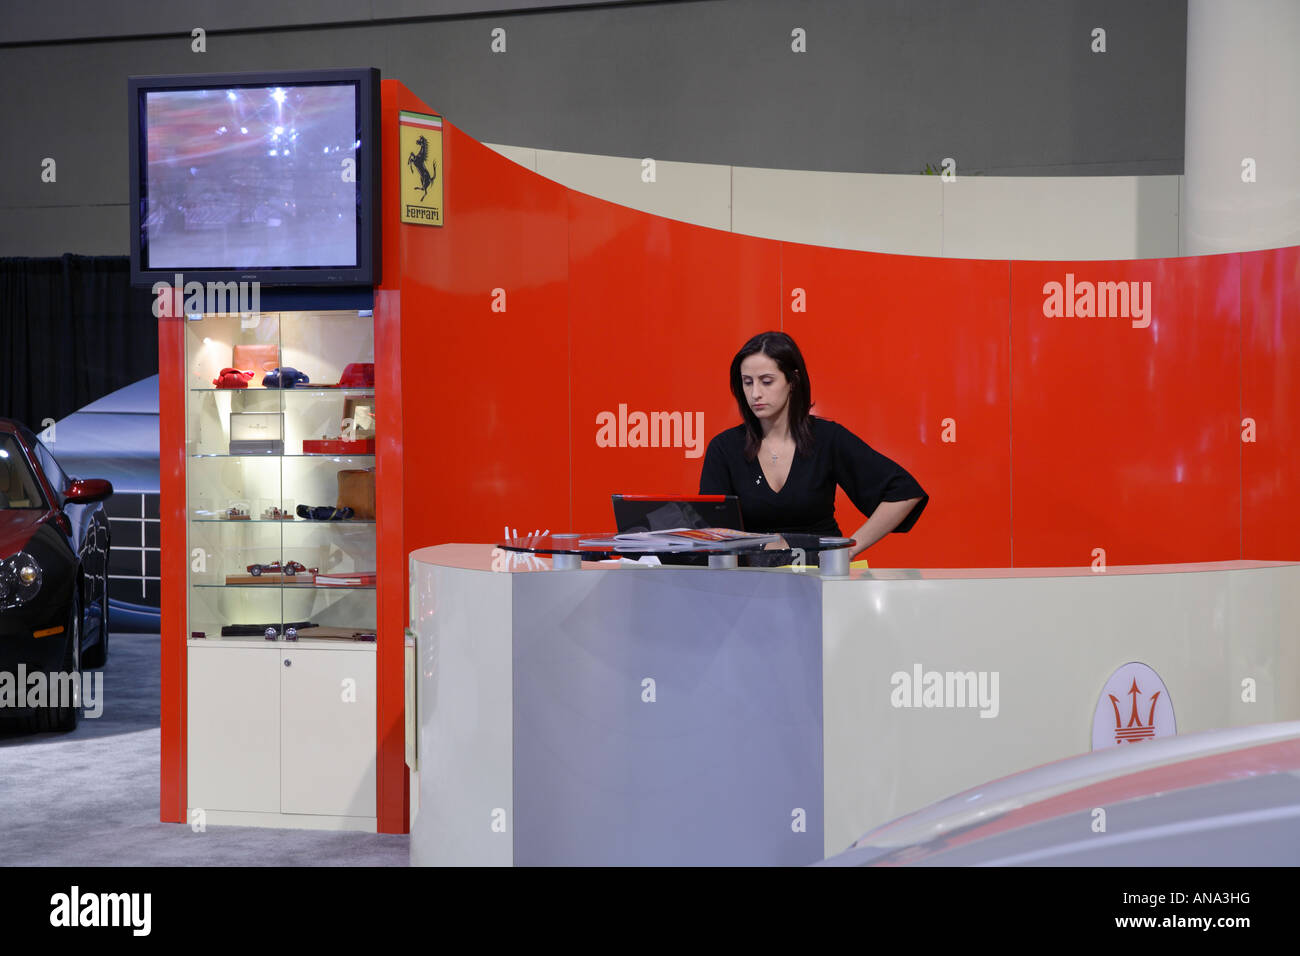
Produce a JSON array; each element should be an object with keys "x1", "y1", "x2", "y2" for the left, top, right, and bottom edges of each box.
[
  {"x1": 336, "y1": 467, "x2": 376, "y2": 520},
  {"x1": 233, "y1": 343, "x2": 280, "y2": 375}
]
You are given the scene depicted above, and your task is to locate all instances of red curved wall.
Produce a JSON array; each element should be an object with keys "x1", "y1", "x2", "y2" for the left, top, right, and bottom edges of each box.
[
  {"x1": 164, "y1": 82, "x2": 1299, "y2": 836},
  {"x1": 386, "y1": 87, "x2": 1300, "y2": 573}
]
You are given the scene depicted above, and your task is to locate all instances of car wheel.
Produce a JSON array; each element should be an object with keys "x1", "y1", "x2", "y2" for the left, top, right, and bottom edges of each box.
[
  {"x1": 81, "y1": 567, "x2": 110, "y2": 669},
  {"x1": 251, "y1": 566, "x2": 262, "y2": 577},
  {"x1": 26, "y1": 594, "x2": 80, "y2": 734}
]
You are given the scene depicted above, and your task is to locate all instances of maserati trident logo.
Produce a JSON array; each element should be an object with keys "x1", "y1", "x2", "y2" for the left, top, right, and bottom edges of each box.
[
  {"x1": 1109, "y1": 677, "x2": 1159, "y2": 743},
  {"x1": 1091, "y1": 661, "x2": 1176, "y2": 749}
]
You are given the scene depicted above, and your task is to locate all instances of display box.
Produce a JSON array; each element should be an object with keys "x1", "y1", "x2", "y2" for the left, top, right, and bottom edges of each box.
[
  {"x1": 302, "y1": 438, "x2": 376, "y2": 455},
  {"x1": 343, "y1": 396, "x2": 376, "y2": 439},
  {"x1": 229, "y1": 411, "x2": 285, "y2": 455}
]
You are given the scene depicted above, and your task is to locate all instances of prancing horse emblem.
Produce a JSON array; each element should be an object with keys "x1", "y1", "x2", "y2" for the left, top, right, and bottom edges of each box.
[{"x1": 407, "y1": 135, "x2": 437, "y2": 202}]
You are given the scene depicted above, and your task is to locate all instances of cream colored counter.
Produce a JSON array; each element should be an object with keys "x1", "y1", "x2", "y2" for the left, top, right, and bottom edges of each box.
[{"x1": 408, "y1": 546, "x2": 1300, "y2": 864}]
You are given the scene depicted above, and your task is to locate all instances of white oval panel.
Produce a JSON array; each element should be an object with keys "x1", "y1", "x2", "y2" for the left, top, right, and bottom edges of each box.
[{"x1": 1092, "y1": 661, "x2": 1177, "y2": 750}]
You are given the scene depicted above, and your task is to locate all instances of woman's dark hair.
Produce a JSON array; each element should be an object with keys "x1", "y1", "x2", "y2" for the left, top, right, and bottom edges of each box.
[{"x1": 729, "y1": 331, "x2": 815, "y2": 461}]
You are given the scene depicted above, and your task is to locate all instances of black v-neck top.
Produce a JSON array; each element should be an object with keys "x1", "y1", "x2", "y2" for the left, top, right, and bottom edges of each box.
[{"x1": 698, "y1": 417, "x2": 928, "y2": 539}]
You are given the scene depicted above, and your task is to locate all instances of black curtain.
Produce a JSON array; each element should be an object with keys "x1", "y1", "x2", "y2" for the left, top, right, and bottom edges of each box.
[{"x1": 0, "y1": 255, "x2": 156, "y2": 429}]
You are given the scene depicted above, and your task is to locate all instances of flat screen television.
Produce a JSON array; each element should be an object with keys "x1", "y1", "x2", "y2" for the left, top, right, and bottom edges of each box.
[{"x1": 129, "y1": 68, "x2": 381, "y2": 288}]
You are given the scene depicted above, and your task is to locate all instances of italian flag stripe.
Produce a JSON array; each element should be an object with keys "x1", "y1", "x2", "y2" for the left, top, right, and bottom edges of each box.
[{"x1": 400, "y1": 111, "x2": 443, "y2": 129}]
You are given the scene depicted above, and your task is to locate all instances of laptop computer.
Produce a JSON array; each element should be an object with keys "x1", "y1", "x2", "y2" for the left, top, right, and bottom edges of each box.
[{"x1": 611, "y1": 494, "x2": 745, "y2": 534}]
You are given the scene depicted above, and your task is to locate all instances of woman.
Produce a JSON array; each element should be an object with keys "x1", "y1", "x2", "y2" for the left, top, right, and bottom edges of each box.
[{"x1": 698, "y1": 331, "x2": 927, "y2": 562}]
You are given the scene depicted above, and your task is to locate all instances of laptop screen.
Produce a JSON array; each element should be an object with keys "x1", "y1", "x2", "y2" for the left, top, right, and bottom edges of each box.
[{"x1": 611, "y1": 494, "x2": 744, "y2": 534}]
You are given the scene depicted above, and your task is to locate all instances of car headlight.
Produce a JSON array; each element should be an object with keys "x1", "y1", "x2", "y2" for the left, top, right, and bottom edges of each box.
[{"x1": 0, "y1": 551, "x2": 43, "y2": 608}]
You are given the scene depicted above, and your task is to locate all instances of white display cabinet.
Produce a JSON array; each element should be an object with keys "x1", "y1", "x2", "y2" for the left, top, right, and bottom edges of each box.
[
  {"x1": 187, "y1": 641, "x2": 377, "y2": 827},
  {"x1": 183, "y1": 309, "x2": 378, "y2": 831}
]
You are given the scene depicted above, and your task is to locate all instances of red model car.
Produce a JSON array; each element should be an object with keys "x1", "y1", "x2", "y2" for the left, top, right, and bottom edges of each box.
[{"x1": 247, "y1": 561, "x2": 318, "y2": 577}]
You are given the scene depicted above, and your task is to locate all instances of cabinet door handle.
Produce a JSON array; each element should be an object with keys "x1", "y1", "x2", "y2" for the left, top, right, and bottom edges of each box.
[{"x1": 284, "y1": 659, "x2": 292, "y2": 667}]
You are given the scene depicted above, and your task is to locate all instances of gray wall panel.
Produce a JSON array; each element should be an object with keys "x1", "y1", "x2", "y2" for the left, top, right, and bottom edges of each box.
[
  {"x1": 0, "y1": 25, "x2": 393, "y2": 212},
  {"x1": 2, "y1": 0, "x2": 662, "y2": 44},
  {"x1": 0, "y1": 204, "x2": 128, "y2": 257},
  {"x1": 0, "y1": 0, "x2": 361, "y2": 44},
  {"x1": 0, "y1": 0, "x2": 1187, "y2": 256}
]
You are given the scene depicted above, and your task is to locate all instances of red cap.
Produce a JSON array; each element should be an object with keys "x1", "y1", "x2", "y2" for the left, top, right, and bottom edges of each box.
[
  {"x1": 213, "y1": 368, "x2": 254, "y2": 389},
  {"x1": 338, "y1": 363, "x2": 375, "y2": 388}
]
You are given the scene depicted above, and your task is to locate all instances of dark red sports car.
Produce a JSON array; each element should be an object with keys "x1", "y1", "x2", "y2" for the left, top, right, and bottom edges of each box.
[{"x1": 0, "y1": 419, "x2": 113, "y2": 733}]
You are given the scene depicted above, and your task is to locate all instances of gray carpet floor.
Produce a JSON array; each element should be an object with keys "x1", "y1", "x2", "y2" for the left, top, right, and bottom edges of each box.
[{"x1": 0, "y1": 633, "x2": 409, "y2": 866}]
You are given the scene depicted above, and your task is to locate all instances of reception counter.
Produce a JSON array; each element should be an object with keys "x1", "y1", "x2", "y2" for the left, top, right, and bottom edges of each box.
[{"x1": 407, "y1": 545, "x2": 1300, "y2": 865}]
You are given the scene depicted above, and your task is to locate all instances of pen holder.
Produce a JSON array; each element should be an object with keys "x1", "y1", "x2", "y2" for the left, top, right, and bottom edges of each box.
[{"x1": 818, "y1": 541, "x2": 851, "y2": 578}]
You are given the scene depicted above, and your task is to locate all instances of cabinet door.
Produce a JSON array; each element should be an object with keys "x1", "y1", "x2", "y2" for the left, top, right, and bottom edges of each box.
[
  {"x1": 280, "y1": 649, "x2": 376, "y2": 817},
  {"x1": 188, "y1": 646, "x2": 280, "y2": 813}
]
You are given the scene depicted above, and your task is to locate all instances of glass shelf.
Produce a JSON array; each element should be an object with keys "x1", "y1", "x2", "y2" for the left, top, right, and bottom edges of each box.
[
  {"x1": 495, "y1": 533, "x2": 856, "y2": 573},
  {"x1": 189, "y1": 387, "x2": 375, "y2": 395},
  {"x1": 189, "y1": 517, "x2": 376, "y2": 524},
  {"x1": 498, "y1": 533, "x2": 855, "y2": 558},
  {"x1": 189, "y1": 453, "x2": 376, "y2": 459},
  {"x1": 193, "y1": 583, "x2": 377, "y2": 591},
  {"x1": 188, "y1": 635, "x2": 377, "y2": 648}
]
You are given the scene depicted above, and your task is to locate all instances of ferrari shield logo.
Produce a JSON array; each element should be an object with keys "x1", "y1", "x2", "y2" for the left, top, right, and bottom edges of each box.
[{"x1": 400, "y1": 110, "x2": 443, "y2": 226}]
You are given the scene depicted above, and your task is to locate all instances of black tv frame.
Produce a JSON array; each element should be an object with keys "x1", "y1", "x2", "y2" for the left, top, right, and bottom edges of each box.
[{"x1": 128, "y1": 67, "x2": 381, "y2": 289}]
